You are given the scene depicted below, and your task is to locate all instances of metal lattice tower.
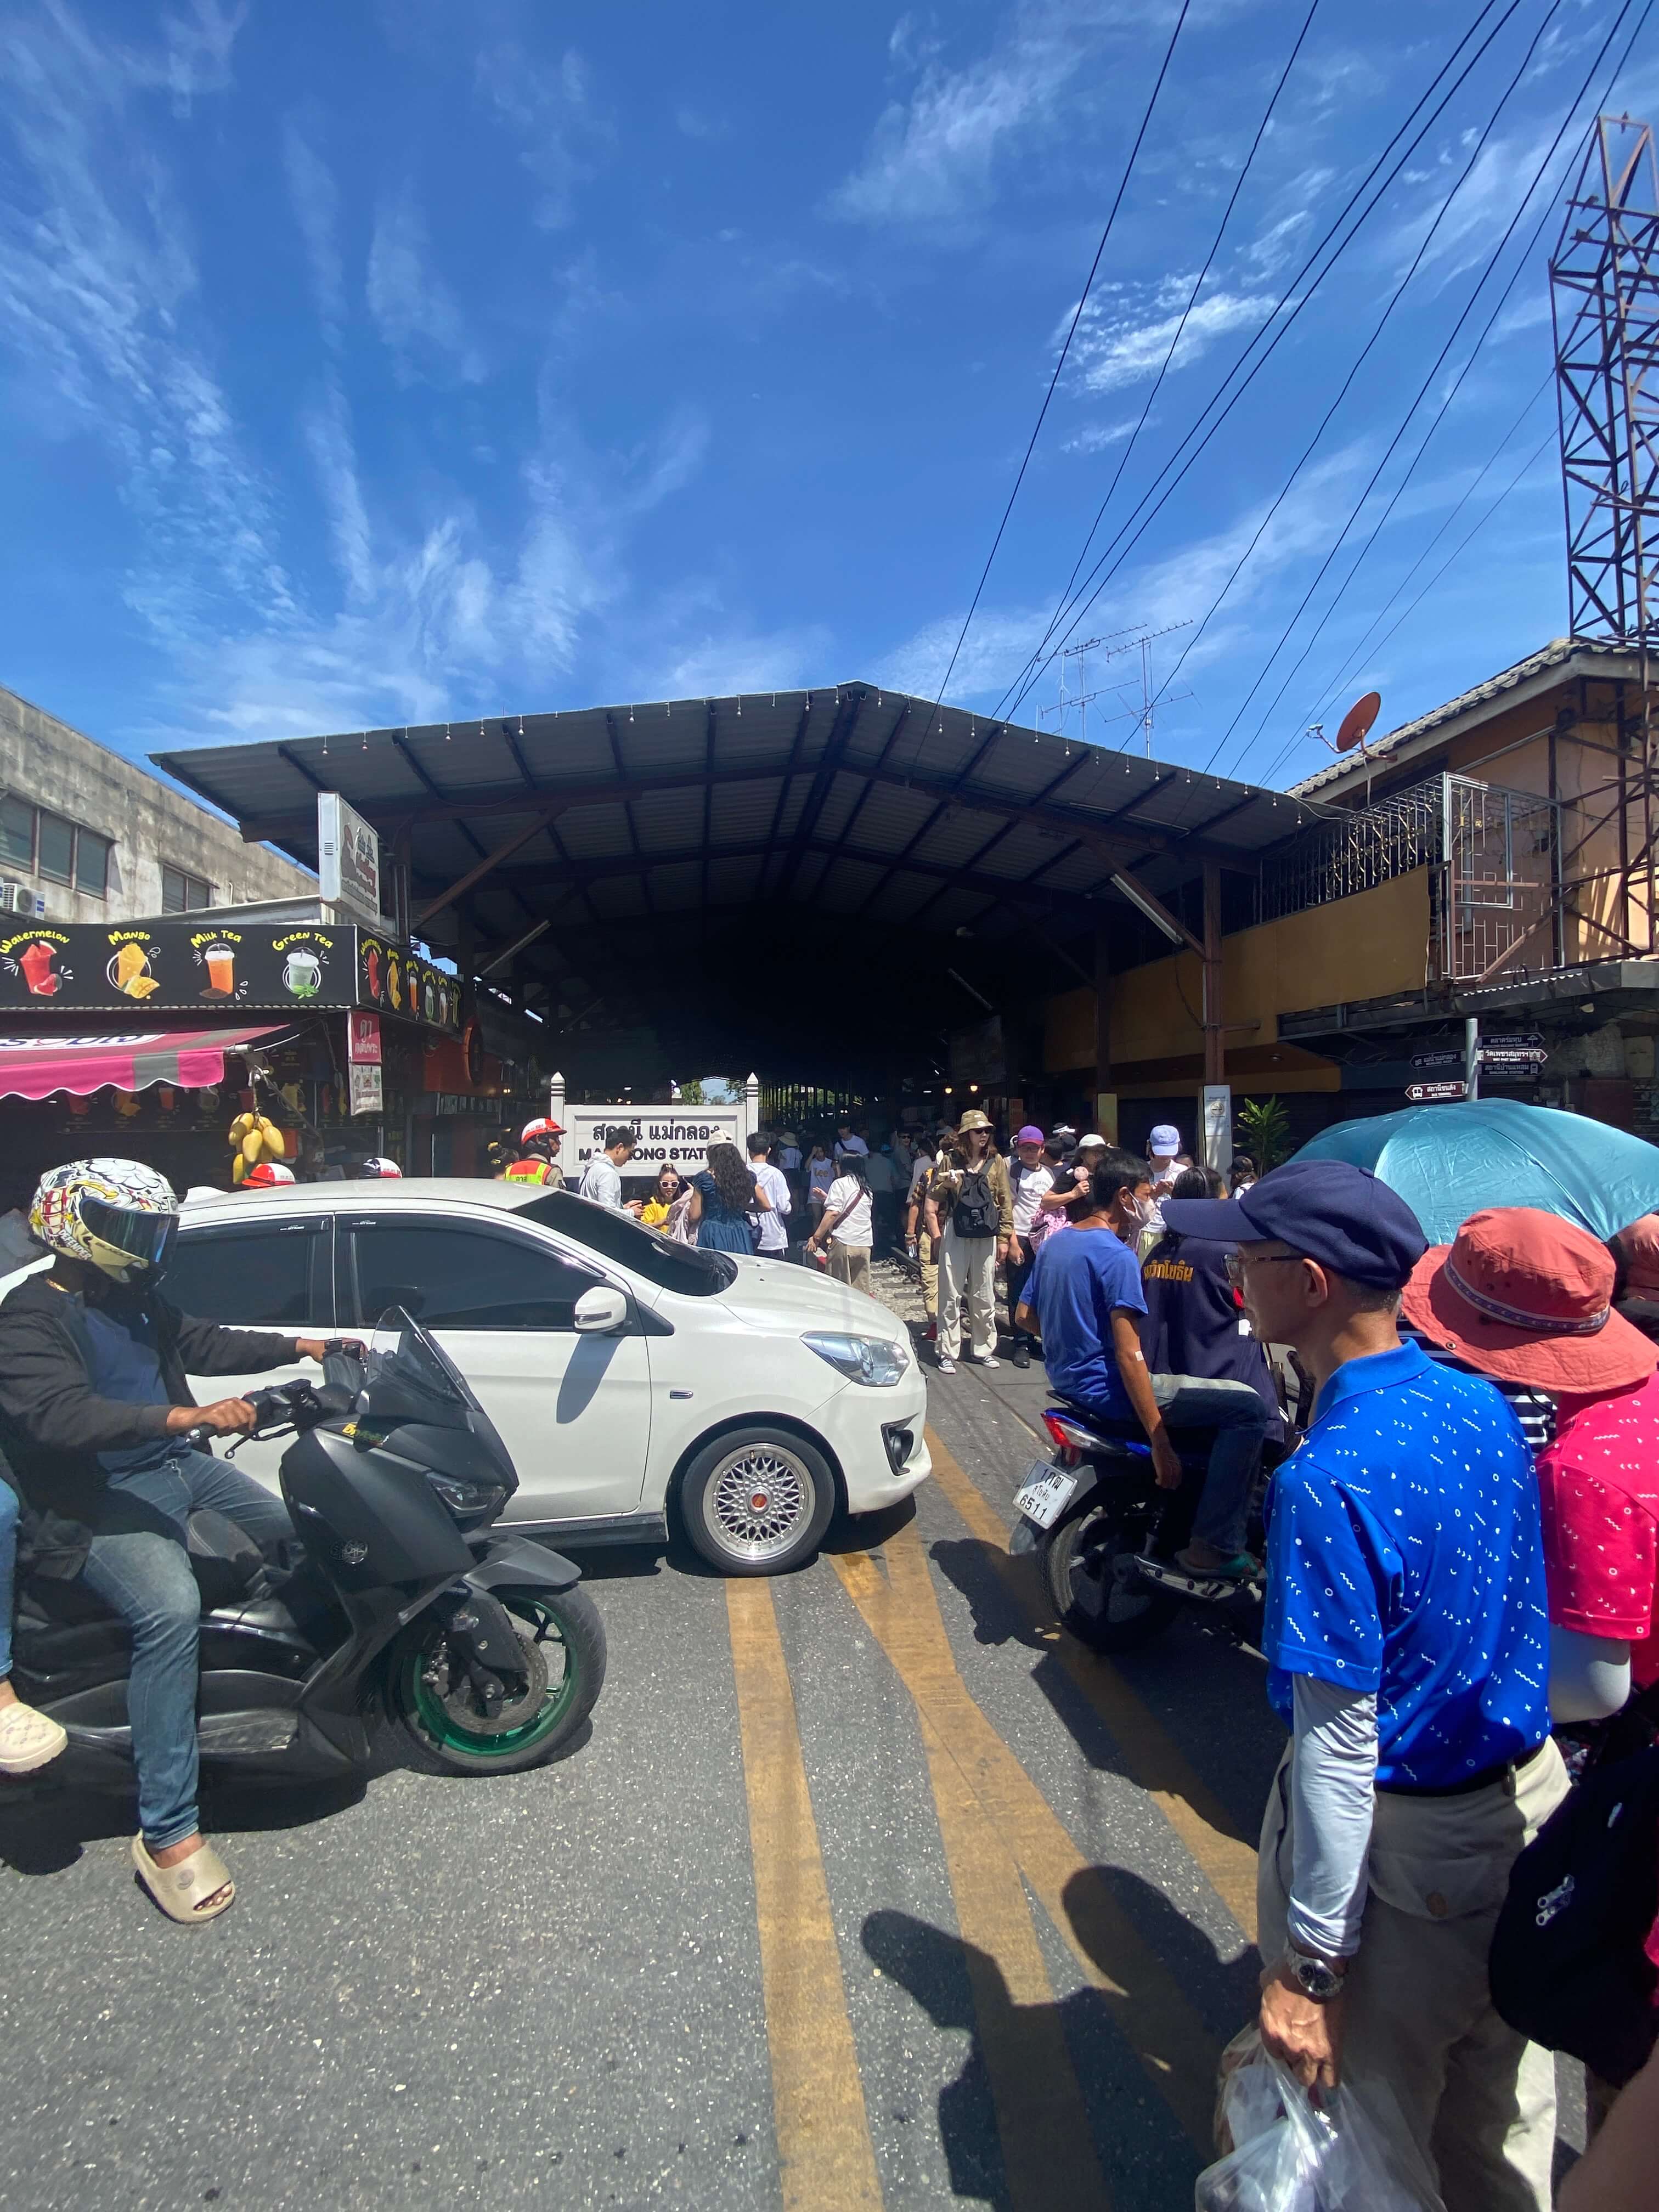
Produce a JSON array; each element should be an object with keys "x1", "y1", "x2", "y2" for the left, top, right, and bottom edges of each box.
[{"x1": 1551, "y1": 115, "x2": 1659, "y2": 644}]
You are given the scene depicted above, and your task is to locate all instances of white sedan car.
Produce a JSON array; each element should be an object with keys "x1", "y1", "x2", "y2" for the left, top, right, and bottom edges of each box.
[{"x1": 170, "y1": 1180, "x2": 931, "y2": 1574}]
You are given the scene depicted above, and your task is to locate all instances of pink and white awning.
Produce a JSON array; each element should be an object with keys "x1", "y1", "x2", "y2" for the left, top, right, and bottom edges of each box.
[{"x1": 0, "y1": 1027, "x2": 285, "y2": 1102}]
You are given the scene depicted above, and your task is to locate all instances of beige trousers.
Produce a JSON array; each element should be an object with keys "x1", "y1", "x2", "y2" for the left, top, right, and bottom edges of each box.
[
  {"x1": 828, "y1": 1242, "x2": 871, "y2": 1294},
  {"x1": 937, "y1": 1227, "x2": 997, "y2": 1361},
  {"x1": 918, "y1": 1229, "x2": 939, "y2": 1321},
  {"x1": 1257, "y1": 1736, "x2": 1569, "y2": 2212}
]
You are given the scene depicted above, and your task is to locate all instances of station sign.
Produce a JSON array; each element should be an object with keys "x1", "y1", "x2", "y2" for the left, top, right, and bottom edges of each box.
[
  {"x1": 0, "y1": 919, "x2": 459, "y2": 1032},
  {"x1": 1410, "y1": 1048, "x2": 1464, "y2": 1071},
  {"x1": 1406, "y1": 1080, "x2": 1468, "y2": 1103},
  {"x1": 561, "y1": 1103, "x2": 750, "y2": 1181}
]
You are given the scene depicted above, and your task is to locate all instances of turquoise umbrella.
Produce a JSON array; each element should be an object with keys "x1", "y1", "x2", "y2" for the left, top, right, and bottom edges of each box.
[{"x1": 1293, "y1": 1096, "x2": 1659, "y2": 1246}]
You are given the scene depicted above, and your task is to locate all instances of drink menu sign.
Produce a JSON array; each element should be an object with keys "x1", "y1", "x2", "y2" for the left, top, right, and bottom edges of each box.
[{"x1": 0, "y1": 921, "x2": 459, "y2": 1032}]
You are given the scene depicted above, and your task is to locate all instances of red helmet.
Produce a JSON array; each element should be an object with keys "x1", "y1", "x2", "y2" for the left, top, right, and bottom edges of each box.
[
  {"x1": 244, "y1": 1161, "x2": 296, "y2": 1188},
  {"x1": 520, "y1": 1116, "x2": 565, "y2": 1148}
]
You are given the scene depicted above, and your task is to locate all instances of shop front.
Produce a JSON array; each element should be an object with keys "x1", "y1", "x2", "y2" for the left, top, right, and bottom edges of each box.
[{"x1": 0, "y1": 913, "x2": 460, "y2": 1200}]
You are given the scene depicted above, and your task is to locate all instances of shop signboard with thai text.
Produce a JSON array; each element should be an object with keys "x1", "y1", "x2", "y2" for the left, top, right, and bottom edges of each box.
[
  {"x1": 317, "y1": 792, "x2": 383, "y2": 923},
  {"x1": 0, "y1": 921, "x2": 459, "y2": 1032}
]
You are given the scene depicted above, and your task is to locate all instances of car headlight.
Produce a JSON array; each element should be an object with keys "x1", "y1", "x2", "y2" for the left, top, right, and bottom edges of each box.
[{"x1": 802, "y1": 1331, "x2": 909, "y2": 1387}]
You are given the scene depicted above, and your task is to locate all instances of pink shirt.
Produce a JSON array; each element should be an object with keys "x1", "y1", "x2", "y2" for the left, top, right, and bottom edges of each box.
[{"x1": 1535, "y1": 1370, "x2": 1659, "y2": 1686}]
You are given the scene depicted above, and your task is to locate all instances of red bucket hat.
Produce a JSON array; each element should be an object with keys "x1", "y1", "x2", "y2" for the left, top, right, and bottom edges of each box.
[{"x1": 1401, "y1": 1206, "x2": 1656, "y2": 1395}]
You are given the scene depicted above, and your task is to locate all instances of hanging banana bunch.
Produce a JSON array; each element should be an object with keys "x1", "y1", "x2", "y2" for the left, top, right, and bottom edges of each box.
[{"x1": 228, "y1": 1109, "x2": 287, "y2": 1186}]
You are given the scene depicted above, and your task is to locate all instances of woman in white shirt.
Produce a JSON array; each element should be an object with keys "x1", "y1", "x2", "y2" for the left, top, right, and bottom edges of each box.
[{"x1": 807, "y1": 1154, "x2": 874, "y2": 1291}]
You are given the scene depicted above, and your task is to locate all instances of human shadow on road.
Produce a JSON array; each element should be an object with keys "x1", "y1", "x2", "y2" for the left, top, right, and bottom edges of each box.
[
  {"x1": 928, "y1": 1530, "x2": 1269, "y2": 1852},
  {"x1": 863, "y1": 1876, "x2": 1248, "y2": 2212}
]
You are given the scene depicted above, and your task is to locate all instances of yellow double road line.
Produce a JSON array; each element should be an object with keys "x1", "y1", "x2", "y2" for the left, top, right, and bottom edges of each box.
[
  {"x1": 834, "y1": 1530, "x2": 1219, "y2": 2153},
  {"x1": 924, "y1": 1427, "x2": 1261, "y2": 1943},
  {"x1": 726, "y1": 1578, "x2": 884, "y2": 2211}
]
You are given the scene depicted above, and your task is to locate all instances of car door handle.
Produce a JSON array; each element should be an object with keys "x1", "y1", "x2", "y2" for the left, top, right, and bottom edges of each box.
[{"x1": 669, "y1": 1389, "x2": 693, "y2": 1400}]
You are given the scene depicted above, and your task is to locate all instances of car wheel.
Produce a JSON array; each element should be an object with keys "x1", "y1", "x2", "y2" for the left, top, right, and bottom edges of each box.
[{"x1": 680, "y1": 1427, "x2": 836, "y2": 1576}]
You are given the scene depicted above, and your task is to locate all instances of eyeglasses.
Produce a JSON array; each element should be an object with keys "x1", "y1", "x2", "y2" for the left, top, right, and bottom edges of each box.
[{"x1": 1223, "y1": 1251, "x2": 1306, "y2": 1289}]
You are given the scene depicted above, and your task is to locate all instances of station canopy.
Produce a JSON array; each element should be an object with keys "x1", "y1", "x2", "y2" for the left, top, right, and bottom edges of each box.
[{"x1": 154, "y1": 684, "x2": 1326, "y2": 1082}]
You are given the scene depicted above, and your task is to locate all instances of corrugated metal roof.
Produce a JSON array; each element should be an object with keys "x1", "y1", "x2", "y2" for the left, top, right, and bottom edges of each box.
[
  {"x1": 1287, "y1": 637, "x2": 1649, "y2": 798},
  {"x1": 152, "y1": 681, "x2": 1330, "y2": 1007}
]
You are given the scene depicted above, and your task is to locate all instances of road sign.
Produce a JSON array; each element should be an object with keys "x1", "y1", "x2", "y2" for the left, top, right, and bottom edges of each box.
[
  {"x1": 1482, "y1": 1032, "x2": 1545, "y2": 1052},
  {"x1": 1479, "y1": 1048, "x2": 1548, "y2": 1070},
  {"x1": 1406, "y1": 1080, "x2": 1468, "y2": 1103},
  {"x1": 1410, "y1": 1049, "x2": 1464, "y2": 1071}
]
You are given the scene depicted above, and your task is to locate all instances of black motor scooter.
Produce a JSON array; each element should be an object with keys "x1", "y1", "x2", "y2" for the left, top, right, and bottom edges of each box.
[
  {"x1": 1010, "y1": 1400, "x2": 1284, "y2": 1655},
  {"x1": 10, "y1": 1308, "x2": 606, "y2": 1786}
]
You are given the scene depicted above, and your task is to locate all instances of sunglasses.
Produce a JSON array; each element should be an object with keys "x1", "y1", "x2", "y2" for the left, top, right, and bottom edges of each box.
[{"x1": 1222, "y1": 1251, "x2": 1306, "y2": 1289}]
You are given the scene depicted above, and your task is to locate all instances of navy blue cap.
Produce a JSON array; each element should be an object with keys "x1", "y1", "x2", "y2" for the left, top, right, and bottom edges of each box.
[{"x1": 1159, "y1": 1159, "x2": 1427, "y2": 1290}]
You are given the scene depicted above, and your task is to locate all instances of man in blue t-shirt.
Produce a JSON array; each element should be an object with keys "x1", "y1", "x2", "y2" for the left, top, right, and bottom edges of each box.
[
  {"x1": 1161, "y1": 1160, "x2": 1566, "y2": 2212},
  {"x1": 1018, "y1": 1151, "x2": 1278, "y2": 1570}
]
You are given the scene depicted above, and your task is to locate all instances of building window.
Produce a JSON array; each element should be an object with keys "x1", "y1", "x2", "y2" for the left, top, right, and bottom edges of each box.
[
  {"x1": 76, "y1": 830, "x2": 111, "y2": 898},
  {"x1": 35, "y1": 812, "x2": 75, "y2": 884},
  {"x1": 0, "y1": 795, "x2": 113, "y2": 899},
  {"x1": 0, "y1": 795, "x2": 31, "y2": 870},
  {"x1": 161, "y1": 863, "x2": 212, "y2": 912}
]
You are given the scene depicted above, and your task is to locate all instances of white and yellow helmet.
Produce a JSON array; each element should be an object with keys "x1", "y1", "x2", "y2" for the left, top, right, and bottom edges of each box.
[{"x1": 30, "y1": 1158, "x2": 179, "y2": 1283}]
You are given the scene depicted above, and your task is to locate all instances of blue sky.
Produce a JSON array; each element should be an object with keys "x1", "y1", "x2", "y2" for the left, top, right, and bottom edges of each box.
[{"x1": 0, "y1": 0, "x2": 1654, "y2": 794}]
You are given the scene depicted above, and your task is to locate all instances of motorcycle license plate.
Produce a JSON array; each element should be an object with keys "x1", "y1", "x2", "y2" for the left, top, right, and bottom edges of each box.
[{"x1": 1014, "y1": 1460, "x2": 1077, "y2": 1531}]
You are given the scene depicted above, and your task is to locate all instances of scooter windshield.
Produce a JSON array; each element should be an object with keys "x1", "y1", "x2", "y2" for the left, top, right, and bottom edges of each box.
[{"x1": 365, "y1": 1307, "x2": 488, "y2": 1430}]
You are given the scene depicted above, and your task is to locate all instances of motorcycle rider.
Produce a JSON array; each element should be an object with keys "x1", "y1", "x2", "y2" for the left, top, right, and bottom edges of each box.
[
  {"x1": 0, "y1": 1160, "x2": 346, "y2": 1923},
  {"x1": 1139, "y1": 1165, "x2": 1282, "y2": 1577},
  {"x1": 503, "y1": 1116, "x2": 566, "y2": 1188},
  {"x1": 1016, "y1": 1150, "x2": 1280, "y2": 1555}
]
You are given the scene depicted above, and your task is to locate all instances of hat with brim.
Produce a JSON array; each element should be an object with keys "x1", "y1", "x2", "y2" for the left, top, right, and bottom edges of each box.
[
  {"x1": 955, "y1": 1109, "x2": 992, "y2": 1135},
  {"x1": 1401, "y1": 1206, "x2": 1657, "y2": 1395}
]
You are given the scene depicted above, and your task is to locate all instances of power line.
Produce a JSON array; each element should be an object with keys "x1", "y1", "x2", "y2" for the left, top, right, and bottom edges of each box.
[
  {"x1": 1266, "y1": 422, "x2": 1561, "y2": 787},
  {"x1": 1011, "y1": 0, "x2": 1323, "y2": 708},
  {"x1": 1268, "y1": 371, "x2": 1556, "y2": 775},
  {"x1": 1152, "y1": 0, "x2": 1571, "y2": 768},
  {"x1": 1203, "y1": 0, "x2": 1651, "y2": 782},
  {"x1": 990, "y1": 0, "x2": 1525, "y2": 727},
  {"x1": 918, "y1": 0, "x2": 1193, "y2": 736}
]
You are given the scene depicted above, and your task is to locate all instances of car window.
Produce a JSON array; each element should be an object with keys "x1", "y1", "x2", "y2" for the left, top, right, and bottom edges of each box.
[
  {"x1": 170, "y1": 1219, "x2": 326, "y2": 1327},
  {"x1": 519, "y1": 1190, "x2": 736, "y2": 1295},
  {"x1": 349, "y1": 1218, "x2": 605, "y2": 1331}
]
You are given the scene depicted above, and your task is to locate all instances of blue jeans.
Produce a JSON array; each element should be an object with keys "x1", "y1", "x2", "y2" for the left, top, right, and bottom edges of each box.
[
  {"x1": 1152, "y1": 1374, "x2": 1276, "y2": 1557},
  {"x1": 81, "y1": 1449, "x2": 294, "y2": 1850},
  {"x1": 0, "y1": 1480, "x2": 16, "y2": 1680}
]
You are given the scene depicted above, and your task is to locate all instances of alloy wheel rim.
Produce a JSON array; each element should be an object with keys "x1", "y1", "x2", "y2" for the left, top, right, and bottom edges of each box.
[{"x1": 704, "y1": 1446, "x2": 812, "y2": 1562}]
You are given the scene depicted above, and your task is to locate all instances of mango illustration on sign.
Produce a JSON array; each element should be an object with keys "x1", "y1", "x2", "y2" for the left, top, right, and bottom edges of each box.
[{"x1": 107, "y1": 942, "x2": 160, "y2": 1000}]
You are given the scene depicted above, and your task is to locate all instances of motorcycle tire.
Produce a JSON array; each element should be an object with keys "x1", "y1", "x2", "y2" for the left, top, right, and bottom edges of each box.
[
  {"x1": 387, "y1": 1584, "x2": 607, "y2": 1776},
  {"x1": 1042, "y1": 1493, "x2": 1182, "y2": 1654}
]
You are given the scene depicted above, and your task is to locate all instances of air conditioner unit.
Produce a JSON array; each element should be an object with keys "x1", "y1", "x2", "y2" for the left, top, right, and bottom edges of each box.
[{"x1": 0, "y1": 883, "x2": 31, "y2": 916}]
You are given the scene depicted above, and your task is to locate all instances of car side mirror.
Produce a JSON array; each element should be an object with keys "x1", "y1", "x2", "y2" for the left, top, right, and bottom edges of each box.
[{"x1": 573, "y1": 1285, "x2": 629, "y2": 1335}]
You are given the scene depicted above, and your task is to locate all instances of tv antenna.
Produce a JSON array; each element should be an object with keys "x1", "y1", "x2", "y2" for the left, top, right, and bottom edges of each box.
[
  {"x1": 1094, "y1": 618, "x2": 1195, "y2": 757},
  {"x1": 1039, "y1": 622, "x2": 1147, "y2": 747}
]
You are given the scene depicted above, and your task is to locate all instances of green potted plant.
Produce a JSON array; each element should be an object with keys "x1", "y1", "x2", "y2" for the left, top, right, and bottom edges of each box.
[{"x1": 1235, "y1": 1094, "x2": 1293, "y2": 1174}]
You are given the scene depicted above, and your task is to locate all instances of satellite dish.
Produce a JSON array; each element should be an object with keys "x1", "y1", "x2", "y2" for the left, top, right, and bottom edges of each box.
[{"x1": 1336, "y1": 691, "x2": 1382, "y2": 754}]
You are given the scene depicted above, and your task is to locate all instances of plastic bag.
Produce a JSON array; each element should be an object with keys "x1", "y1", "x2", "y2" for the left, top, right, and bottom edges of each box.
[{"x1": 1196, "y1": 2046, "x2": 1444, "y2": 2212}]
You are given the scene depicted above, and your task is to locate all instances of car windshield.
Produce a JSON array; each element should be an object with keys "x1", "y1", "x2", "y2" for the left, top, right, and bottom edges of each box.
[{"x1": 520, "y1": 1190, "x2": 737, "y2": 1296}]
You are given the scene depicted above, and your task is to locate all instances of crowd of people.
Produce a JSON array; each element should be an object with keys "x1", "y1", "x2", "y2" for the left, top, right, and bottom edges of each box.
[{"x1": 989, "y1": 1129, "x2": 1659, "y2": 2206}]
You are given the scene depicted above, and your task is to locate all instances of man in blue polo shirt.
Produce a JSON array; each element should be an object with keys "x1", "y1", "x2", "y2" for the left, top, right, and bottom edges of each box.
[{"x1": 1163, "y1": 1160, "x2": 1565, "y2": 2212}]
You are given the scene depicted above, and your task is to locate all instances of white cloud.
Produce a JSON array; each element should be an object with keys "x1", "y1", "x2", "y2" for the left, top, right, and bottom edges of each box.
[
  {"x1": 282, "y1": 118, "x2": 345, "y2": 344},
  {"x1": 1061, "y1": 417, "x2": 1139, "y2": 454},
  {"x1": 366, "y1": 183, "x2": 487, "y2": 386},
  {"x1": 1070, "y1": 287, "x2": 1276, "y2": 393},
  {"x1": 474, "y1": 41, "x2": 607, "y2": 231}
]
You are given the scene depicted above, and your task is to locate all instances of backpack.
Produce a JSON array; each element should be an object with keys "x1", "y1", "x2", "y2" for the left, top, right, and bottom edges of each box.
[
  {"x1": 952, "y1": 1165, "x2": 997, "y2": 1239},
  {"x1": 1488, "y1": 1745, "x2": 1659, "y2": 2087}
]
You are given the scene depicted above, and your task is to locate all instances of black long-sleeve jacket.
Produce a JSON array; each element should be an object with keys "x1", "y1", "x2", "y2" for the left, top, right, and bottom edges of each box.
[{"x1": 0, "y1": 1272, "x2": 302, "y2": 1575}]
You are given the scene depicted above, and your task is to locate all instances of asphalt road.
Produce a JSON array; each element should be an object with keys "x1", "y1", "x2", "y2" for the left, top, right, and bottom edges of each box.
[{"x1": 0, "y1": 1350, "x2": 1584, "y2": 2211}]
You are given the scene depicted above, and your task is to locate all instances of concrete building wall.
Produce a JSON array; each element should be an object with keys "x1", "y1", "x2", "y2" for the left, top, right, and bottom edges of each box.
[{"x1": 0, "y1": 684, "x2": 313, "y2": 924}]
